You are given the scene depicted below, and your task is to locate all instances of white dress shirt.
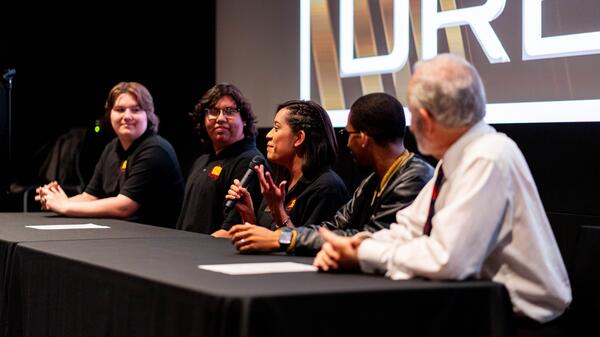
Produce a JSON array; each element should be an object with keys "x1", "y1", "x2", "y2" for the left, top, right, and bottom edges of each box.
[{"x1": 358, "y1": 121, "x2": 572, "y2": 322}]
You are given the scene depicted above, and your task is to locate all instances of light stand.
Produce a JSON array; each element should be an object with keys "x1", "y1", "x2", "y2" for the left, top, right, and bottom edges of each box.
[{"x1": 2, "y1": 68, "x2": 15, "y2": 165}]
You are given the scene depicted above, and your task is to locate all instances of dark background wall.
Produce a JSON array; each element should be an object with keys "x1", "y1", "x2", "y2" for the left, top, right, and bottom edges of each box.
[{"x1": 1, "y1": 2, "x2": 599, "y2": 218}]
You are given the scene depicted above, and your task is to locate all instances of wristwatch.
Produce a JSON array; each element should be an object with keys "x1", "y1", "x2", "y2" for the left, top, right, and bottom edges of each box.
[{"x1": 278, "y1": 230, "x2": 293, "y2": 251}]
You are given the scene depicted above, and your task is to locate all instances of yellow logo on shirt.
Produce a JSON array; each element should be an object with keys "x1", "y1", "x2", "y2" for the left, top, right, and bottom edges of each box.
[
  {"x1": 286, "y1": 198, "x2": 297, "y2": 211},
  {"x1": 208, "y1": 165, "x2": 222, "y2": 180},
  {"x1": 120, "y1": 160, "x2": 127, "y2": 172}
]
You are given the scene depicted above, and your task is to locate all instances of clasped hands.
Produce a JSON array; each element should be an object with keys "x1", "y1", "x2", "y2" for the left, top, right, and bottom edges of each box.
[
  {"x1": 35, "y1": 181, "x2": 68, "y2": 212},
  {"x1": 312, "y1": 228, "x2": 369, "y2": 272}
]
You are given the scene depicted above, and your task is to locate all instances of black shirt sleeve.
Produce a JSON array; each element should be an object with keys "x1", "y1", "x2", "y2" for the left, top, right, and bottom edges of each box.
[{"x1": 119, "y1": 145, "x2": 175, "y2": 204}]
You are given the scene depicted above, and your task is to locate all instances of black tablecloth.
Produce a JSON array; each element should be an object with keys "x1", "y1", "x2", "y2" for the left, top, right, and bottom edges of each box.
[
  {"x1": 0, "y1": 213, "x2": 197, "y2": 243},
  {"x1": 0, "y1": 212, "x2": 200, "y2": 336},
  {"x1": 8, "y1": 235, "x2": 514, "y2": 337},
  {"x1": 0, "y1": 212, "x2": 198, "y2": 280}
]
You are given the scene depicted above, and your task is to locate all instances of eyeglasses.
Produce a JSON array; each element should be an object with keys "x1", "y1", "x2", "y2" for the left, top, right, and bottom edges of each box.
[
  {"x1": 338, "y1": 129, "x2": 361, "y2": 136},
  {"x1": 205, "y1": 107, "x2": 240, "y2": 119}
]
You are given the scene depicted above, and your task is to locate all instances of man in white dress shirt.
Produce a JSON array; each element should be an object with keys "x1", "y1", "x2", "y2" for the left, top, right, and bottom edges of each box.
[{"x1": 313, "y1": 54, "x2": 571, "y2": 328}]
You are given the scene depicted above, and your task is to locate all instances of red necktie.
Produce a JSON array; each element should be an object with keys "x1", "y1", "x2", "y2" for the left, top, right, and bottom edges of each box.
[{"x1": 423, "y1": 167, "x2": 445, "y2": 236}]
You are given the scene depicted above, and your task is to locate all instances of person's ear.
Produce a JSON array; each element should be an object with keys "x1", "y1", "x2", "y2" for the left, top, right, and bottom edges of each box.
[
  {"x1": 359, "y1": 132, "x2": 369, "y2": 148},
  {"x1": 294, "y1": 130, "x2": 306, "y2": 148},
  {"x1": 418, "y1": 108, "x2": 435, "y2": 134}
]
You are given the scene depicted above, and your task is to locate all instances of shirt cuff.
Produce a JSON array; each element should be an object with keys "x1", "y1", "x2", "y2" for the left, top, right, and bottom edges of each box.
[{"x1": 357, "y1": 238, "x2": 389, "y2": 275}]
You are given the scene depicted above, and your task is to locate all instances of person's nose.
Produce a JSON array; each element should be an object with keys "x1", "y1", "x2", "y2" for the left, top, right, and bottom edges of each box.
[
  {"x1": 215, "y1": 110, "x2": 228, "y2": 122},
  {"x1": 123, "y1": 109, "x2": 133, "y2": 121},
  {"x1": 266, "y1": 128, "x2": 274, "y2": 140}
]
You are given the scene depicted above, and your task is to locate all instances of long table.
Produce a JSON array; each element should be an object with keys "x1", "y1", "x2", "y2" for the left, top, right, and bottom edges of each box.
[
  {"x1": 2, "y1": 215, "x2": 512, "y2": 336},
  {"x1": 2, "y1": 215, "x2": 514, "y2": 337}
]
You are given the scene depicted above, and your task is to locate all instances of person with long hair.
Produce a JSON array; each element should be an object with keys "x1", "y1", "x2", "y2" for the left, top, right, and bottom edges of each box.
[{"x1": 226, "y1": 100, "x2": 350, "y2": 253}]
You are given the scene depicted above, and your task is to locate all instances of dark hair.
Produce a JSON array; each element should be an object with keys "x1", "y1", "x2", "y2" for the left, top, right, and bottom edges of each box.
[
  {"x1": 191, "y1": 83, "x2": 257, "y2": 144},
  {"x1": 349, "y1": 92, "x2": 406, "y2": 145},
  {"x1": 276, "y1": 100, "x2": 338, "y2": 177},
  {"x1": 104, "y1": 82, "x2": 159, "y2": 132}
]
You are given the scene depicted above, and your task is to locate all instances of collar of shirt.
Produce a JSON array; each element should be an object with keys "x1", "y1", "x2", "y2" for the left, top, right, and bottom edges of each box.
[
  {"x1": 378, "y1": 150, "x2": 413, "y2": 192},
  {"x1": 441, "y1": 120, "x2": 495, "y2": 178},
  {"x1": 211, "y1": 137, "x2": 256, "y2": 160},
  {"x1": 371, "y1": 150, "x2": 414, "y2": 205},
  {"x1": 116, "y1": 129, "x2": 155, "y2": 158}
]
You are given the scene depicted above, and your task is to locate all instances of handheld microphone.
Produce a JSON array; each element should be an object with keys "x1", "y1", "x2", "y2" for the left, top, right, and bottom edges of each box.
[{"x1": 224, "y1": 155, "x2": 265, "y2": 213}]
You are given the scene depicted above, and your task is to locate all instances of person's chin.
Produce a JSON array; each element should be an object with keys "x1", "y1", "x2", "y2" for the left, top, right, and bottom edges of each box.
[
  {"x1": 120, "y1": 124, "x2": 138, "y2": 131},
  {"x1": 215, "y1": 136, "x2": 237, "y2": 147},
  {"x1": 118, "y1": 129, "x2": 134, "y2": 137},
  {"x1": 213, "y1": 131, "x2": 230, "y2": 139}
]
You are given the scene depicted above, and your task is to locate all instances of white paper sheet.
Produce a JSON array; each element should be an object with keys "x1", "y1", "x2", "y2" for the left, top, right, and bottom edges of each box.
[
  {"x1": 198, "y1": 262, "x2": 318, "y2": 275},
  {"x1": 25, "y1": 224, "x2": 111, "y2": 230}
]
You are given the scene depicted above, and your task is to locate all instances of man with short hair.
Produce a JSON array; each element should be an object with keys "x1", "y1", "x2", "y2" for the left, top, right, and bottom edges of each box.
[{"x1": 314, "y1": 54, "x2": 572, "y2": 328}]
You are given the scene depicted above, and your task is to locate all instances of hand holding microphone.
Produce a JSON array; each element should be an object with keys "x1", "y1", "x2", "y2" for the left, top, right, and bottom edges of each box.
[
  {"x1": 225, "y1": 179, "x2": 256, "y2": 223},
  {"x1": 224, "y1": 155, "x2": 265, "y2": 217}
]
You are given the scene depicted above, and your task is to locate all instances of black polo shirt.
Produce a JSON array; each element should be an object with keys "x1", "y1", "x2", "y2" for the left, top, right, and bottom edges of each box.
[
  {"x1": 176, "y1": 137, "x2": 265, "y2": 234},
  {"x1": 256, "y1": 168, "x2": 350, "y2": 229},
  {"x1": 85, "y1": 130, "x2": 184, "y2": 227}
]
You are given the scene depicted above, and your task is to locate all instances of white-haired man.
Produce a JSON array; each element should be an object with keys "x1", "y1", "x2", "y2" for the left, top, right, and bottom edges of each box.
[{"x1": 314, "y1": 54, "x2": 571, "y2": 335}]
